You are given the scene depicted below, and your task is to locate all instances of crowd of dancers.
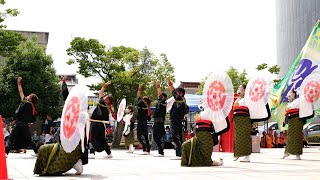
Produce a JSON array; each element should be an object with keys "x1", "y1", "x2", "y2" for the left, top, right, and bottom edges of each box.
[{"x1": 2, "y1": 73, "x2": 316, "y2": 176}]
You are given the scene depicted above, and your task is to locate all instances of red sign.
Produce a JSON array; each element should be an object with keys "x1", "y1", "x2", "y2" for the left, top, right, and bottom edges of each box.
[
  {"x1": 304, "y1": 80, "x2": 320, "y2": 103},
  {"x1": 62, "y1": 96, "x2": 80, "y2": 139},
  {"x1": 249, "y1": 79, "x2": 266, "y2": 102},
  {"x1": 206, "y1": 80, "x2": 226, "y2": 111}
]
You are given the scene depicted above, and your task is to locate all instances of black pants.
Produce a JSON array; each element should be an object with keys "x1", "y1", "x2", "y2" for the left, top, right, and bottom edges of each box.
[
  {"x1": 137, "y1": 122, "x2": 150, "y2": 152},
  {"x1": 153, "y1": 121, "x2": 165, "y2": 155},
  {"x1": 170, "y1": 120, "x2": 182, "y2": 157},
  {"x1": 89, "y1": 122, "x2": 111, "y2": 155},
  {"x1": 5, "y1": 123, "x2": 38, "y2": 155}
]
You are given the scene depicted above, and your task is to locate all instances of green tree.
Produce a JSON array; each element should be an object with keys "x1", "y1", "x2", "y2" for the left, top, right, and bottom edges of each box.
[
  {"x1": 256, "y1": 63, "x2": 281, "y2": 84},
  {"x1": 0, "y1": 0, "x2": 19, "y2": 29},
  {"x1": 66, "y1": 37, "x2": 175, "y2": 147},
  {"x1": 0, "y1": 39, "x2": 62, "y2": 119},
  {"x1": 197, "y1": 67, "x2": 249, "y2": 94},
  {"x1": 0, "y1": 1, "x2": 25, "y2": 66},
  {"x1": 0, "y1": 30, "x2": 26, "y2": 60},
  {"x1": 226, "y1": 66, "x2": 249, "y2": 91}
]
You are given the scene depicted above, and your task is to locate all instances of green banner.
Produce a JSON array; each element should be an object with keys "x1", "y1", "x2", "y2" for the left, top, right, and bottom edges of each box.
[{"x1": 270, "y1": 20, "x2": 320, "y2": 131}]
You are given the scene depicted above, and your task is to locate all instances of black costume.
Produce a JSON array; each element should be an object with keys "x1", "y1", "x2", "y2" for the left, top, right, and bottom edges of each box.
[
  {"x1": 89, "y1": 98, "x2": 112, "y2": 155},
  {"x1": 153, "y1": 95, "x2": 167, "y2": 155},
  {"x1": 170, "y1": 90, "x2": 187, "y2": 157},
  {"x1": 137, "y1": 97, "x2": 151, "y2": 153},
  {"x1": 6, "y1": 98, "x2": 38, "y2": 155}
]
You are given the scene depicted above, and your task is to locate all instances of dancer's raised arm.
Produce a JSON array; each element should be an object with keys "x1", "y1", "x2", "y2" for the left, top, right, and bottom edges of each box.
[
  {"x1": 17, "y1": 77, "x2": 25, "y2": 100},
  {"x1": 99, "y1": 81, "x2": 111, "y2": 99}
]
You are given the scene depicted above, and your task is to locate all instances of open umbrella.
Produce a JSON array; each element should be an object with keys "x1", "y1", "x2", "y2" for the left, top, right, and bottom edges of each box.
[
  {"x1": 300, "y1": 74, "x2": 320, "y2": 109},
  {"x1": 60, "y1": 84, "x2": 88, "y2": 153},
  {"x1": 295, "y1": 74, "x2": 320, "y2": 119},
  {"x1": 245, "y1": 72, "x2": 273, "y2": 120},
  {"x1": 117, "y1": 98, "x2": 126, "y2": 122},
  {"x1": 202, "y1": 72, "x2": 234, "y2": 133}
]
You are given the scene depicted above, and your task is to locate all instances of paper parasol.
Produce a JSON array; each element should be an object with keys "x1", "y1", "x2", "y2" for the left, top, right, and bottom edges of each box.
[
  {"x1": 117, "y1": 98, "x2": 126, "y2": 122},
  {"x1": 245, "y1": 73, "x2": 273, "y2": 119},
  {"x1": 202, "y1": 72, "x2": 234, "y2": 132},
  {"x1": 300, "y1": 74, "x2": 320, "y2": 110},
  {"x1": 60, "y1": 84, "x2": 88, "y2": 153}
]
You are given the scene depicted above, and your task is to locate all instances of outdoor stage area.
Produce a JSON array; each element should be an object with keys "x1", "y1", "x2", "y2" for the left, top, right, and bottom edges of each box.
[{"x1": 6, "y1": 147, "x2": 320, "y2": 180}]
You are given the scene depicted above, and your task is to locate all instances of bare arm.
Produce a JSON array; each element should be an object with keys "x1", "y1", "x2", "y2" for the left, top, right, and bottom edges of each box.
[
  {"x1": 166, "y1": 76, "x2": 174, "y2": 93},
  {"x1": 157, "y1": 80, "x2": 162, "y2": 96},
  {"x1": 17, "y1": 77, "x2": 25, "y2": 100},
  {"x1": 99, "y1": 81, "x2": 111, "y2": 99},
  {"x1": 50, "y1": 127, "x2": 53, "y2": 135},
  {"x1": 137, "y1": 84, "x2": 142, "y2": 98}
]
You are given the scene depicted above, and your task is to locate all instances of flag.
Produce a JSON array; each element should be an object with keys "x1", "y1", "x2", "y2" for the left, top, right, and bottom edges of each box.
[{"x1": 270, "y1": 20, "x2": 320, "y2": 131}]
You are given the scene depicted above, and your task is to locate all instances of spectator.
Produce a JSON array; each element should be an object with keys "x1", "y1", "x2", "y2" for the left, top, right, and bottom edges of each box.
[
  {"x1": 251, "y1": 124, "x2": 259, "y2": 136},
  {"x1": 164, "y1": 126, "x2": 173, "y2": 149},
  {"x1": 279, "y1": 132, "x2": 285, "y2": 148},
  {"x1": 40, "y1": 132, "x2": 46, "y2": 145},
  {"x1": 266, "y1": 130, "x2": 273, "y2": 148},
  {"x1": 3, "y1": 121, "x2": 11, "y2": 147},
  {"x1": 31, "y1": 131, "x2": 42, "y2": 149},
  {"x1": 43, "y1": 115, "x2": 54, "y2": 144},
  {"x1": 260, "y1": 131, "x2": 266, "y2": 148},
  {"x1": 53, "y1": 128, "x2": 60, "y2": 143},
  {"x1": 274, "y1": 131, "x2": 280, "y2": 148}
]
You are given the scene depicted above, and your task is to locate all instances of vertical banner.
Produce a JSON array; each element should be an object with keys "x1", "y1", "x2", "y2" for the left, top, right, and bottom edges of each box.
[{"x1": 270, "y1": 20, "x2": 320, "y2": 131}]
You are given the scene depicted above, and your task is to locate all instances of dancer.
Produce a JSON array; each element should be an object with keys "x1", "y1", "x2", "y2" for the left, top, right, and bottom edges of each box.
[
  {"x1": 34, "y1": 112, "x2": 89, "y2": 176},
  {"x1": 233, "y1": 84, "x2": 251, "y2": 162},
  {"x1": 89, "y1": 81, "x2": 115, "y2": 159},
  {"x1": 122, "y1": 105, "x2": 135, "y2": 153},
  {"x1": 6, "y1": 77, "x2": 39, "y2": 156},
  {"x1": 61, "y1": 75, "x2": 69, "y2": 101},
  {"x1": 166, "y1": 76, "x2": 188, "y2": 159},
  {"x1": 282, "y1": 90, "x2": 311, "y2": 160},
  {"x1": 181, "y1": 114, "x2": 223, "y2": 166},
  {"x1": 153, "y1": 80, "x2": 167, "y2": 157},
  {"x1": 136, "y1": 84, "x2": 151, "y2": 155}
]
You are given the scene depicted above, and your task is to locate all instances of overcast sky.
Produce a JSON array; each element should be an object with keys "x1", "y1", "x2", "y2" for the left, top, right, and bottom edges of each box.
[{"x1": 3, "y1": 0, "x2": 277, "y2": 87}]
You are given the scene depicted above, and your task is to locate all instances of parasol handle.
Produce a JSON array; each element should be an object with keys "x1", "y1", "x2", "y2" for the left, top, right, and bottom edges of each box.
[{"x1": 87, "y1": 119, "x2": 110, "y2": 124}]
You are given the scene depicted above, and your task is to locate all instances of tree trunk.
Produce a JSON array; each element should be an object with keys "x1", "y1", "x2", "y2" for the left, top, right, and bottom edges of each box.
[{"x1": 112, "y1": 121, "x2": 124, "y2": 148}]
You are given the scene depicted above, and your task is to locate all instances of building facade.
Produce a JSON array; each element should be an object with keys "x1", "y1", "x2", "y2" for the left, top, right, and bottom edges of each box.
[
  {"x1": 276, "y1": 0, "x2": 320, "y2": 78},
  {"x1": 179, "y1": 81, "x2": 200, "y2": 94}
]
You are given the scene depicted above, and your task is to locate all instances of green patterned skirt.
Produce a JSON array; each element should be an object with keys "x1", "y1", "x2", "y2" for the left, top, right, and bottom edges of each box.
[
  {"x1": 34, "y1": 143, "x2": 81, "y2": 175},
  {"x1": 125, "y1": 131, "x2": 134, "y2": 146},
  {"x1": 234, "y1": 114, "x2": 252, "y2": 157},
  {"x1": 285, "y1": 116, "x2": 303, "y2": 155},
  {"x1": 181, "y1": 131, "x2": 213, "y2": 167}
]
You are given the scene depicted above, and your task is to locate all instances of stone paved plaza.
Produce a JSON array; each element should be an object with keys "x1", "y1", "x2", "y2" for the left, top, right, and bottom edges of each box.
[{"x1": 5, "y1": 147, "x2": 320, "y2": 180}]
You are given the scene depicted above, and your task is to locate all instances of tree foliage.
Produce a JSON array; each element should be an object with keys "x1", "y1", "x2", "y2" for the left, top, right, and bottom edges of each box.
[
  {"x1": 66, "y1": 37, "x2": 175, "y2": 147},
  {"x1": 0, "y1": 39, "x2": 62, "y2": 119},
  {"x1": 256, "y1": 63, "x2": 281, "y2": 85},
  {"x1": 226, "y1": 66, "x2": 249, "y2": 91},
  {"x1": 0, "y1": 0, "x2": 19, "y2": 29},
  {"x1": 0, "y1": 30, "x2": 26, "y2": 57}
]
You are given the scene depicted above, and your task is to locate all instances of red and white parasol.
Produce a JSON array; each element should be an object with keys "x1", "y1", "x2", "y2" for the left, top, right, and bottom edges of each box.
[
  {"x1": 60, "y1": 84, "x2": 88, "y2": 153},
  {"x1": 299, "y1": 74, "x2": 320, "y2": 111},
  {"x1": 245, "y1": 73, "x2": 273, "y2": 119},
  {"x1": 202, "y1": 72, "x2": 234, "y2": 132},
  {"x1": 117, "y1": 98, "x2": 126, "y2": 122},
  {"x1": 300, "y1": 74, "x2": 320, "y2": 108}
]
